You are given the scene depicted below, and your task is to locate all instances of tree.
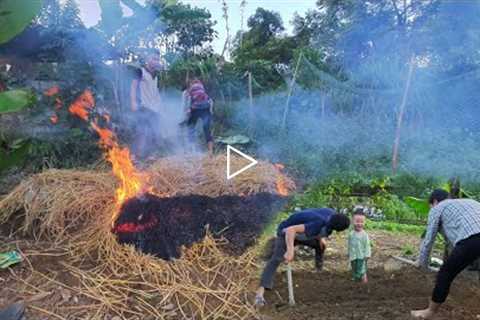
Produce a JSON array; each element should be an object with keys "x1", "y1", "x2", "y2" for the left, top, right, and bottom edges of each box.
[
  {"x1": 161, "y1": 3, "x2": 216, "y2": 56},
  {"x1": 97, "y1": 0, "x2": 124, "y2": 38},
  {"x1": 36, "y1": 0, "x2": 62, "y2": 28},
  {"x1": 232, "y1": 8, "x2": 297, "y2": 92},
  {"x1": 60, "y1": 0, "x2": 84, "y2": 32},
  {"x1": 246, "y1": 8, "x2": 284, "y2": 46}
]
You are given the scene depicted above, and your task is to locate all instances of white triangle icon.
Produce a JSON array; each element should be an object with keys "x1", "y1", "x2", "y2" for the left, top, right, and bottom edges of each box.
[{"x1": 226, "y1": 145, "x2": 258, "y2": 180}]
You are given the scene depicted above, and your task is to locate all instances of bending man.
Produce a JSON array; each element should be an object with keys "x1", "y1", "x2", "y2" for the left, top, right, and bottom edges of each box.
[{"x1": 255, "y1": 208, "x2": 350, "y2": 305}]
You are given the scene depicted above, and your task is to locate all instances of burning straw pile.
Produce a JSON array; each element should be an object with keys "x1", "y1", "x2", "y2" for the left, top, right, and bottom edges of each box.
[
  {"x1": 148, "y1": 154, "x2": 294, "y2": 197},
  {"x1": 0, "y1": 154, "x2": 294, "y2": 319}
]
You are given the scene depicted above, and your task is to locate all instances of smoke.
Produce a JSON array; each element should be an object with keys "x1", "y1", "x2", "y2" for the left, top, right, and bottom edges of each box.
[
  {"x1": 28, "y1": 0, "x2": 205, "y2": 159},
  {"x1": 231, "y1": 1, "x2": 480, "y2": 183}
]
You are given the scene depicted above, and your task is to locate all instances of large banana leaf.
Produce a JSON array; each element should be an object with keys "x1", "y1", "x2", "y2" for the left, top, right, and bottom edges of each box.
[
  {"x1": 404, "y1": 196, "x2": 430, "y2": 216},
  {"x1": 0, "y1": 0, "x2": 42, "y2": 44},
  {"x1": 0, "y1": 90, "x2": 35, "y2": 114}
]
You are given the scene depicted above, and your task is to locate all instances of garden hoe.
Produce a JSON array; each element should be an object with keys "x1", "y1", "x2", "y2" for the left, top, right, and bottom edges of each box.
[{"x1": 286, "y1": 264, "x2": 295, "y2": 306}]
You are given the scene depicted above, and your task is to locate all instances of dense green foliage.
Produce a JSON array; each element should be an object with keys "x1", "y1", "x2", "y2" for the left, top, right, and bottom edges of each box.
[{"x1": 2, "y1": 0, "x2": 480, "y2": 195}]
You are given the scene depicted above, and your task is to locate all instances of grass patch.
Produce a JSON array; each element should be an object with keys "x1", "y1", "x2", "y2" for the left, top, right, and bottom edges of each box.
[{"x1": 365, "y1": 220, "x2": 425, "y2": 235}]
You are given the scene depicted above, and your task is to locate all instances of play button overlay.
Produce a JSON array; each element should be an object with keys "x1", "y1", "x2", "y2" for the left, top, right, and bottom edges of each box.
[{"x1": 226, "y1": 145, "x2": 258, "y2": 180}]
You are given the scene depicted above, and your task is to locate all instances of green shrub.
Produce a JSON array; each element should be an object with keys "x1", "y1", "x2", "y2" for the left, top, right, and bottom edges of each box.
[
  {"x1": 26, "y1": 129, "x2": 102, "y2": 171},
  {"x1": 371, "y1": 192, "x2": 417, "y2": 221}
]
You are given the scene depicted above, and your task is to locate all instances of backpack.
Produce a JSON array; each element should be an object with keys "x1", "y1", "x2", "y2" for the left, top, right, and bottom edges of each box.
[{"x1": 188, "y1": 80, "x2": 210, "y2": 109}]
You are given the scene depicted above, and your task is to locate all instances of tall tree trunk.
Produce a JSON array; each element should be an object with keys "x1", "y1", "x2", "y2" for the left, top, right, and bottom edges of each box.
[{"x1": 392, "y1": 56, "x2": 415, "y2": 175}]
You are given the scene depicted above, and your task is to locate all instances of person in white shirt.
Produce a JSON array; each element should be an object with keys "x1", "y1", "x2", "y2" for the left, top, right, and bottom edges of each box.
[{"x1": 130, "y1": 52, "x2": 163, "y2": 159}]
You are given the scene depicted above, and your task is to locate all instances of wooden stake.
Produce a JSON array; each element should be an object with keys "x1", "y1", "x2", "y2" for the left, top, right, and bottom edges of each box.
[
  {"x1": 321, "y1": 94, "x2": 326, "y2": 119},
  {"x1": 392, "y1": 56, "x2": 415, "y2": 175},
  {"x1": 248, "y1": 71, "x2": 254, "y2": 135},
  {"x1": 282, "y1": 52, "x2": 303, "y2": 130}
]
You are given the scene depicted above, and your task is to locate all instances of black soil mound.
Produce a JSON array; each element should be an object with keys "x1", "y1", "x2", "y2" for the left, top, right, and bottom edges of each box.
[{"x1": 112, "y1": 193, "x2": 286, "y2": 260}]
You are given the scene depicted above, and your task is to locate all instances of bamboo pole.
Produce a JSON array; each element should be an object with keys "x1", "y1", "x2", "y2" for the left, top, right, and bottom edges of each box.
[
  {"x1": 392, "y1": 56, "x2": 415, "y2": 175},
  {"x1": 321, "y1": 94, "x2": 326, "y2": 119},
  {"x1": 282, "y1": 52, "x2": 303, "y2": 130},
  {"x1": 248, "y1": 71, "x2": 254, "y2": 135}
]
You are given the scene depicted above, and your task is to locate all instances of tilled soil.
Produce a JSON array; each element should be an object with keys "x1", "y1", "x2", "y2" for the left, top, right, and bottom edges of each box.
[
  {"x1": 1, "y1": 229, "x2": 480, "y2": 319},
  {"x1": 259, "y1": 268, "x2": 480, "y2": 320},
  {"x1": 257, "y1": 231, "x2": 480, "y2": 320}
]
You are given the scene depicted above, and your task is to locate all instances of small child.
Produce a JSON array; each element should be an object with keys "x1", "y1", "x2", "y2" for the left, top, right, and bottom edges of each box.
[{"x1": 348, "y1": 208, "x2": 371, "y2": 283}]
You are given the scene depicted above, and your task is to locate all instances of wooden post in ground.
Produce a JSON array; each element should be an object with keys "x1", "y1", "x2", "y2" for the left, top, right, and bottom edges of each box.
[
  {"x1": 282, "y1": 52, "x2": 303, "y2": 130},
  {"x1": 321, "y1": 94, "x2": 326, "y2": 119},
  {"x1": 248, "y1": 71, "x2": 254, "y2": 135},
  {"x1": 392, "y1": 56, "x2": 415, "y2": 175}
]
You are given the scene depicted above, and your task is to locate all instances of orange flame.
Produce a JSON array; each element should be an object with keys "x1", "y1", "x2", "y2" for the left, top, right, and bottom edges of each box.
[
  {"x1": 67, "y1": 89, "x2": 143, "y2": 222},
  {"x1": 55, "y1": 97, "x2": 63, "y2": 110},
  {"x1": 108, "y1": 147, "x2": 143, "y2": 207},
  {"x1": 68, "y1": 90, "x2": 95, "y2": 121},
  {"x1": 91, "y1": 121, "x2": 116, "y2": 149},
  {"x1": 50, "y1": 114, "x2": 58, "y2": 124},
  {"x1": 44, "y1": 86, "x2": 60, "y2": 97},
  {"x1": 275, "y1": 163, "x2": 289, "y2": 196}
]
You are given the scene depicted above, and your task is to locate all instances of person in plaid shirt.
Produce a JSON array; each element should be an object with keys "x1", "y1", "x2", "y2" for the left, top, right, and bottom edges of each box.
[{"x1": 411, "y1": 189, "x2": 480, "y2": 319}]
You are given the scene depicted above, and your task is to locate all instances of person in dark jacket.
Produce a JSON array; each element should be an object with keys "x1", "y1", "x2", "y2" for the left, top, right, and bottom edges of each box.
[{"x1": 255, "y1": 208, "x2": 350, "y2": 306}]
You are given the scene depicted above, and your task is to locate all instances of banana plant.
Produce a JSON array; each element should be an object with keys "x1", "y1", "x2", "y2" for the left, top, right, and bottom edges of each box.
[
  {"x1": 0, "y1": 89, "x2": 36, "y2": 114},
  {"x1": 0, "y1": 0, "x2": 42, "y2": 114},
  {"x1": 404, "y1": 179, "x2": 473, "y2": 219},
  {"x1": 0, "y1": 0, "x2": 42, "y2": 172}
]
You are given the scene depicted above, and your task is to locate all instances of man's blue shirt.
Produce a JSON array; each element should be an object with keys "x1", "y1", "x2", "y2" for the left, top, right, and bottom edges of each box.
[{"x1": 277, "y1": 208, "x2": 334, "y2": 239}]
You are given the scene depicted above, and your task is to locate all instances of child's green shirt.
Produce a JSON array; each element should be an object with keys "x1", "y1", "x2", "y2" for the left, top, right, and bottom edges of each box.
[{"x1": 348, "y1": 229, "x2": 371, "y2": 261}]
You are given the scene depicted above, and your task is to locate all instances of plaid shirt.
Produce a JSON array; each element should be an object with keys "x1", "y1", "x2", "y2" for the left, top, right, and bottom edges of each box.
[{"x1": 419, "y1": 199, "x2": 480, "y2": 267}]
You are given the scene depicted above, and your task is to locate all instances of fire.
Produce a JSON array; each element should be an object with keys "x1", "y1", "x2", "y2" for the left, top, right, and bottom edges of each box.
[
  {"x1": 68, "y1": 89, "x2": 144, "y2": 222},
  {"x1": 108, "y1": 147, "x2": 142, "y2": 206},
  {"x1": 50, "y1": 114, "x2": 59, "y2": 124},
  {"x1": 91, "y1": 121, "x2": 116, "y2": 149},
  {"x1": 275, "y1": 163, "x2": 289, "y2": 196},
  {"x1": 68, "y1": 90, "x2": 95, "y2": 121},
  {"x1": 44, "y1": 85, "x2": 60, "y2": 97},
  {"x1": 55, "y1": 97, "x2": 63, "y2": 110}
]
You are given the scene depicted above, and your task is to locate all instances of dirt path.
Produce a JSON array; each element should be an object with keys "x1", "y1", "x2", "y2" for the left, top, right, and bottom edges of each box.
[{"x1": 256, "y1": 231, "x2": 480, "y2": 320}]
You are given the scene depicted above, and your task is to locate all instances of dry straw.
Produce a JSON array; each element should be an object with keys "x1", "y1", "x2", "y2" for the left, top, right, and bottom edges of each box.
[{"x1": 0, "y1": 154, "x2": 294, "y2": 319}]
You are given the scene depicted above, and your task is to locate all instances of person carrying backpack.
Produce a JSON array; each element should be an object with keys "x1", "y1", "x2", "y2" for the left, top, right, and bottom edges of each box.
[{"x1": 183, "y1": 79, "x2": 214, "y2": 155}]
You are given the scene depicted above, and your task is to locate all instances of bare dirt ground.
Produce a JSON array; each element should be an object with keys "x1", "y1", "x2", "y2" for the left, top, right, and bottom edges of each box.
[
  {"x1": 255, "y1": 231, "x2": 480, "y2": 320},
  {"x1": 1, "y1": 229, "x2": 479, "y2": 319}
]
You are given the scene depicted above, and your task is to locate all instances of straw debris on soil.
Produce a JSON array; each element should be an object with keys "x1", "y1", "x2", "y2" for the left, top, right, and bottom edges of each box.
[{"x1": 0, "y1": 154, "x2": 294, "y2": 319}]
